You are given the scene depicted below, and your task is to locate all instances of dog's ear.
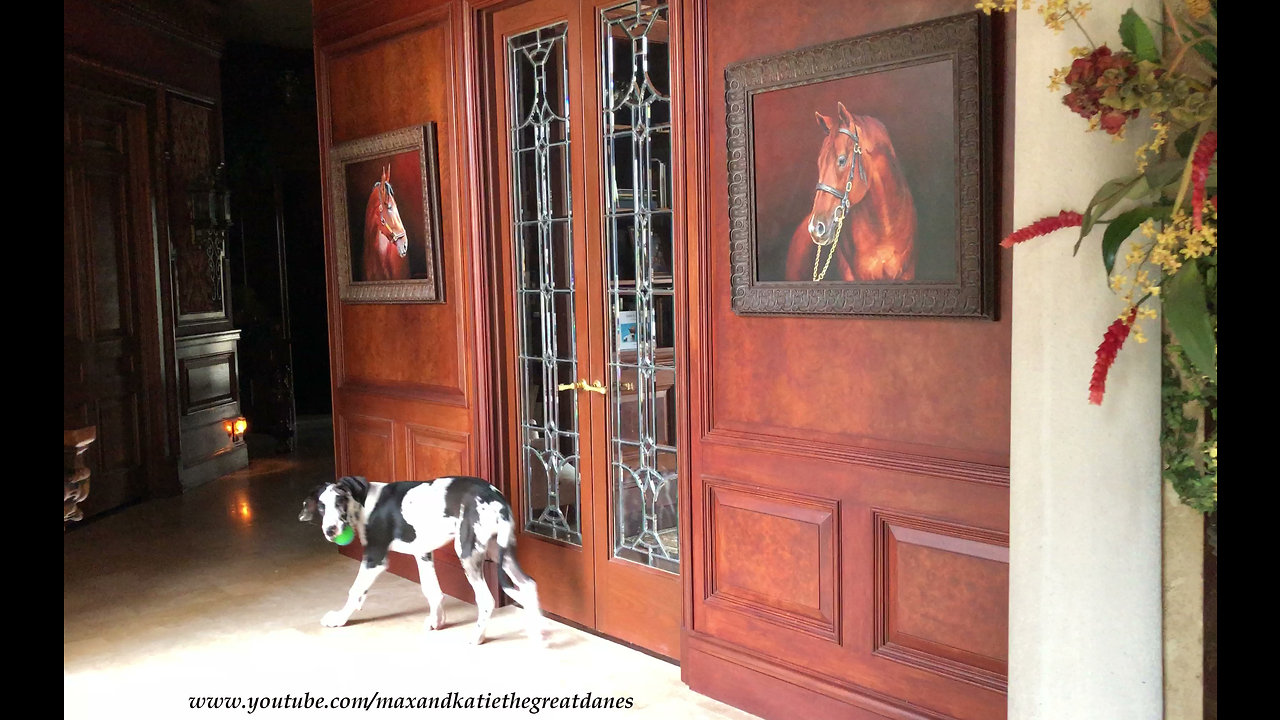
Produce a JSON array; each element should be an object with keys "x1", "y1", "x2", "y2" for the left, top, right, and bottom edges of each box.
[
  {"x1": 298, "y1": 494, "x2": 317, "y2": 522},
  {"x1": 336, "y1": 475, "x2": 370, "y2": 506},
  {"x1": 298, "y1": 483, "x2": 326, "y2": 522}
]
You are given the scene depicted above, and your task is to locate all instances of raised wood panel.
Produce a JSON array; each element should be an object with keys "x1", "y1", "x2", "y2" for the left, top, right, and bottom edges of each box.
[
  {"x1": 406, "y1": 424, "x2": 470, "y2": 481},
  {"x1": 874, "y1": 511, "x2": 1008, "y2": 691},
  {"x1": 705, "y1": 477, "x2": 839, "y2": 642},
  {"x1": 179, "y1": 352, "x2": 237, "y2": 414},
  {"x1": 338, "y1": 413, "x2": 397, "y2": 481}
]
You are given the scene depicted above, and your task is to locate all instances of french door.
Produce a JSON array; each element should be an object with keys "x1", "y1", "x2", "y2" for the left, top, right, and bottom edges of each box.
[{"x1": 491, "y1": 0, "x2": 682, "y2": 658}]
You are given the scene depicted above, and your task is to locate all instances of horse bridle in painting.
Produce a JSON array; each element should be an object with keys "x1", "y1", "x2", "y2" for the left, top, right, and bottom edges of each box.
[
  {"x1": 809, "y1": 125, "x2": 867, "y2": 281},
  {"x1": 374, "y1": 180, "x2": 408, "y2": 258}
]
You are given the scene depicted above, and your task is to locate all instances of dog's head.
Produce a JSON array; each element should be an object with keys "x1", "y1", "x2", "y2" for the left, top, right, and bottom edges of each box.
[{"x1": 298, "y1": 475, "x2": 370, "y2": 542}]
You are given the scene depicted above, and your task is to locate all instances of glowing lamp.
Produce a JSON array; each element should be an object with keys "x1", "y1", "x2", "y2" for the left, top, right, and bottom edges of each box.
[{"x1": 223, "y1": 416, "x2": 248, "y2": 443}]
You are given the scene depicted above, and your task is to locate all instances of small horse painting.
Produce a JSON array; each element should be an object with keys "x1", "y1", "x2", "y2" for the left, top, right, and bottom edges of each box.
[
  {"x1": 784, "y1": 102, "x2": 917, "y2": 282},
  {"x1": 361, "y1": 164, "x2": 411, "y2": 281}
]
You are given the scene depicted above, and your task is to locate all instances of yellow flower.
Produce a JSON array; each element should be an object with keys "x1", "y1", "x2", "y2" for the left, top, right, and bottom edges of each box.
[
  {"x1": 1048, "y1": 67, "x2": 1069, "y2": 92},
  {"x1": 1132, "y1": 326, "x2": 1147, "y2": 344},
  {"x1": 975, "y1": 0, "x2": 999, "y2": 13},
  {"x1": 1073, "y1": 2, "x2": 1091, "y2": 19},
  {"x1": 1186, "y1": 0, "x2": 1210, "y2": 19}
]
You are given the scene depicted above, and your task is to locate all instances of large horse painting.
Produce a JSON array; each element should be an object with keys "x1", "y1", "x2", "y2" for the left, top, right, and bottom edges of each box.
[
  {"x1": 330, "y1": 124, "x2": 444, "y2": 304},
  {"x1": 724, "y1": 12, "x2": 994, "y2": 318},
  {"x1": 785, "y1": 102, "x2": 917, "y2": 283}
]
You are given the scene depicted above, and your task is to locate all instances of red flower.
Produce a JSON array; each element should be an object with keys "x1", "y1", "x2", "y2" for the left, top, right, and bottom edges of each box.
[
  {"x1": 1060, "y1": 45, "x2": 1140, "y2": 134},
  {"x1": 1089, "y1": 308, "x2": 1139, "y2": 405},
  {"x1": 1000, "y1": 211, "x2": 1085, "y2": 247},
  {"x1": 1191, "y1": 131, "x2": 1217, "y2": 229}
]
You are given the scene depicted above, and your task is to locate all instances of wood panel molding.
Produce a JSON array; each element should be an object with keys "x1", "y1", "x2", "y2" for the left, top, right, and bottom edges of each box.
[
  {"x1": 703, "y1": 476, "x2": 841, "y2": 643},
  {"x1": 873, "y1": 509, "x2": 1008, "y2": 692},
  {"x1": 338, "y1": 380, "x2": 468, "y2": 407},
  {"x1": 705, "y1": 426, "x2": 1009, "y2": 487},
  {"x1": 686, "y1": 631, "x2": 956, "y2": 720}
]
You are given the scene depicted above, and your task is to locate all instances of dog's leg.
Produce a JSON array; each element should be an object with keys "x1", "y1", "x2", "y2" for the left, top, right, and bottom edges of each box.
[
  {"x1": 322, "y1": 559, "x2": 386, "y2": 628},
  {"x1": 415, "y1": 551, "x2": 446, "y2": 631},
  {"x1": 499, "y1": 547, "x2": 547, "y2": 643},
  {"x1": 459, "y1": 554, "x2": 494, "y2": 645}
]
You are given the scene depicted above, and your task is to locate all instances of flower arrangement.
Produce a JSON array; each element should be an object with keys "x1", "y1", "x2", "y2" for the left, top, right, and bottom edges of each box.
[{"x1": 980, "y1": 0, "x2": 1217, "y2": 514}]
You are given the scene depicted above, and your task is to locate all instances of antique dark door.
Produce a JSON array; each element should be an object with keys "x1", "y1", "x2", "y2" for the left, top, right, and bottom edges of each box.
[
  {"x1": 64, "y1": 81, "x2": 161, "y2": 519},
  {"x1": 490, "y1": 0, "x2": 683, "y2": 658}
]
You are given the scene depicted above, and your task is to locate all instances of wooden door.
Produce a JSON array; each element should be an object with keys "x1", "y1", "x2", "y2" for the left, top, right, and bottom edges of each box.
[
  {"x1": 63, "y1": 84, "x2": 157, "y2": 519},
  {"x1": 491, "y1": 0, "x2": 683, "y2": 659}
]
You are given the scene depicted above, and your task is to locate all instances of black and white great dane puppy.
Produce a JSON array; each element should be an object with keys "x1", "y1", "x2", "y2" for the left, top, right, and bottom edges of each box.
[{"x1": 298, "y1": 475, "x2": 545, "y2": 645}]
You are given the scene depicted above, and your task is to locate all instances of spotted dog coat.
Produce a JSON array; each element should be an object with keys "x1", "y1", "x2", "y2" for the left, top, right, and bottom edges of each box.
[{"x1": 299, "y1": 475, "x2": 544, "y2": 644}]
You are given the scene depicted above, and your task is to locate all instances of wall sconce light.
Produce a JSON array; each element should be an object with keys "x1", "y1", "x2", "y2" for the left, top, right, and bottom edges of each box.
[
  {"x1": 189, "y1": 163, "x2": 232, "y2": 304},
  {"x1": 223, "y1": 416, "x2": 248, "y2": 444}
]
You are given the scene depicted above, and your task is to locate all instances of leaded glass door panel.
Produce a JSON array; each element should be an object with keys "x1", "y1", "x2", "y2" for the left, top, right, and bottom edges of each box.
[{"x1": 492, "y1": 0, "x2": 682, "y2": 659}]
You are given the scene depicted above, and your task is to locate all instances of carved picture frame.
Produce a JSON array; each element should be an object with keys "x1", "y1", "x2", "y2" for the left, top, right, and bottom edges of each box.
[
  {"x1": 330, "y1": 124, "x2": 444, "y2": 304},
  {"x1": 724, "y1": 12, "x2": 995, "y2": 318}
]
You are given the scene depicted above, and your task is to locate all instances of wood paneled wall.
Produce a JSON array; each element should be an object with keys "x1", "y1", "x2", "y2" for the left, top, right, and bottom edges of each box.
[
  {"x1": 313, "y1": 0, "x2": 494, "y2": 600},
  {"x1": 678, "y1": 2, "x2": 1015, "y2": 719},
  {"x1": 313, "y1": 1, "x2": 1013, "y2": 718},
  {"x1": 65, "y1": 0, "x2": 246, "y2": 512}
]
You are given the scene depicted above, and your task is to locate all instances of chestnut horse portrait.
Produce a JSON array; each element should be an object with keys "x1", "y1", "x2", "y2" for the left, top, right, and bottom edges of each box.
[
  {"x1": 785, "y1": 101, "x2": 917, "y2": 282},
  {"x1": 361, "y1": 164, "x2": 410, "y2": 281}
]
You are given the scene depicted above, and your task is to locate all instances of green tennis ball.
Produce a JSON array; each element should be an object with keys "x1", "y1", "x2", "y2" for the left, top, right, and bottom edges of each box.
[{"x1": 331, "y1": 526, "x2": 355, "y2": 546}]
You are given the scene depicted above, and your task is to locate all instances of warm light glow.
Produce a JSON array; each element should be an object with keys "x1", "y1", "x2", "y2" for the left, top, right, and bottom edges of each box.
[{"x1": 223, "y1": 416, "x2": 248, "y2": 443}]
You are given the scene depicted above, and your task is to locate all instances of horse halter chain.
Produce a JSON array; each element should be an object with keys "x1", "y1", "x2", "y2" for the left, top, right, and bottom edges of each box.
[{"x1": 810, "y1": 126, "x2": 866, "y2": 281}]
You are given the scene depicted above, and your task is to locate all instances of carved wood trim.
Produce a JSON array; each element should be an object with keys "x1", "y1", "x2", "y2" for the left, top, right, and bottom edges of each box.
[
  {"x1": 64, "y1": 426, "x2": 98, "y2": 526},
  {"x1": 703, "y1": 476, "x2": 841, "y2": 643},
  {"x1": 873, "y1": 509, "x2": 1008, "y2": 692}
]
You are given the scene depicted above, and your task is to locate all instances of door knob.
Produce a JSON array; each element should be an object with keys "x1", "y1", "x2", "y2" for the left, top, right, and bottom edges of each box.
[
  {"x1": 557, "y1": 380, "x2": 582, "y2": 392},
  {"x1": 583, "y1": 380, "x2": 607, "y2": 395}
]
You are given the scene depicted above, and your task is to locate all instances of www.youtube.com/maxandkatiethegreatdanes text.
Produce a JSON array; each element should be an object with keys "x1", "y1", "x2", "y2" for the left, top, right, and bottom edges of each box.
[{"x1": 188, "y1": 690, "x2": 637, "y2": 714}]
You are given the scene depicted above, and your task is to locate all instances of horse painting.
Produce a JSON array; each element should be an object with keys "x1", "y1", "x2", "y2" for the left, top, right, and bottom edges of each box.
[
  {"x1": 360, "y1": 164, "x2": 411, "y2": 281},
  {"x1": 784, "y1": 102, "x2": 917, "y2": 282}
]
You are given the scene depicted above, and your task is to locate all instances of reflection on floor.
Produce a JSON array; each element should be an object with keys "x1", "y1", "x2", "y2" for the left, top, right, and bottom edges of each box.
[{"x1": 64, "y1": 416, "x2": 759, "y2": 720}]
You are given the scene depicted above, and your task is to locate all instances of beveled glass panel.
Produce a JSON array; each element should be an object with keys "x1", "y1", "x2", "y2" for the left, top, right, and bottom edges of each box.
[
  {"x1": 509, "y1": 22, "x2": 582, "y2": 545},
  {"x1": 601, "y1": 0, "x2": 678, "y2": 573}
]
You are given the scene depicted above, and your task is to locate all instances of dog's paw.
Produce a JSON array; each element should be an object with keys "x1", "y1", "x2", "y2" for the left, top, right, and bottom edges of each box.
[
  {"x1": 471, "y1": 627, "x2": 488, "y2": 645},
  {"x1": 321, "y1": 611, "x2": 348, "y2": 628}
]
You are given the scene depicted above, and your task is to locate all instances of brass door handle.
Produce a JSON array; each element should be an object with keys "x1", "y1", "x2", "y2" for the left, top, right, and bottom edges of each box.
[
  {"x1": 557, "y1": 380, "x2": 582, "y2": 392},
  {"x1": 583, "y1": 380, "x2": 607, "y2": 395}
]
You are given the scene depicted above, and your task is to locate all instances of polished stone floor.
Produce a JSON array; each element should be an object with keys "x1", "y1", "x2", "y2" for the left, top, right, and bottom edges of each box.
[{"x1": 64, "y1": 417, "x2": 760, "y2": 720}]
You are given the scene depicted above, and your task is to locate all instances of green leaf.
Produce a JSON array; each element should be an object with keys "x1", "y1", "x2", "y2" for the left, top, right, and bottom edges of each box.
[
  {"x1": 1144, "y1": 158, "x2": 1189, "y2": 195},
  {"x1": 1119, "y1": 9, "x2": 1161, "y2": 63},
  {"x1": 1075, "y1": 174, "x2": 1147, "y2": 254},
  {"x1": 1164, "y1": 264, "x2": 1218, "y2": 383},
  {"x1": 1102, "y1": 206, "x2": 1168, "y2": 274},
  {"x1": 1174, "y1": 126, "x2": 1199, "y2": 157}
]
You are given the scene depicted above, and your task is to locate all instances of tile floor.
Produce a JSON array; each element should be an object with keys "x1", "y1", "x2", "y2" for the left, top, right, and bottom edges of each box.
[{"x1": 63, "y1": 417, "x2": 761, "y2": 720}]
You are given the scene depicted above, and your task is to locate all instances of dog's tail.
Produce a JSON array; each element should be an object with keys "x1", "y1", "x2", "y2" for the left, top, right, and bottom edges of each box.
[{"x1": 495, "y1": 531, "x2": 543, "y2": 635}]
